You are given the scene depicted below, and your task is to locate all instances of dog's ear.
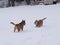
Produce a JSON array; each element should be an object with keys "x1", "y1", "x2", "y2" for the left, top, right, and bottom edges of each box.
[
  {"x1": 22, "y1": 20, "x2": 25, "y2": 21},
  {"x1": 22, "y1": 19, "x2": 25, "y2": 22}
]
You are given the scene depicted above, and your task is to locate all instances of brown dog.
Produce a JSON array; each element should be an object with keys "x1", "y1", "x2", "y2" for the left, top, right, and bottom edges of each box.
[
  {"x1": 10, "y1": 20, "x2": 25, "y2": 32},
  {"x1": 34, "y1": 17, "x2": 47, "y2": 27}
]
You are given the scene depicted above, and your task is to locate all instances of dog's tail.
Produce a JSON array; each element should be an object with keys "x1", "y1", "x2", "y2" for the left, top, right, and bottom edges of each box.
[
  {"x1": 42, "y1": 17, "x2": 47, "y2": 21},
  {"x1": 10, "y1": 22, "x2": 16, "y2": 25}
]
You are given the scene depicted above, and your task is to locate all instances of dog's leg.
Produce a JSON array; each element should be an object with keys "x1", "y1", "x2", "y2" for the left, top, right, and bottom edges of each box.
[
  {"x1": 14, "y1": 26, "x2": 16, "y2": 32},
  {"x1": 21, "y1": 26, "x2": 23, "y2": 31},
  {"x1": 18, "y1": 29, "x2": 20, "y2": 32},
  {"x1": 18, "y1": 30, "x2": 20, "y2": 32}
]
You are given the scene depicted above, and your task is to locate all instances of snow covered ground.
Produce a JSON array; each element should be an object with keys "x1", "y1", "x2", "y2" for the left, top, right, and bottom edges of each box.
[{"x1": 0, "y1": 3, "x2": 60, "y2": 45}]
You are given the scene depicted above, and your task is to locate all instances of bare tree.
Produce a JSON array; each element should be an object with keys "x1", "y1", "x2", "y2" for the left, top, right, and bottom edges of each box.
[{"x1": 8, "y1": 0, "x2": 15, "y2": 7}]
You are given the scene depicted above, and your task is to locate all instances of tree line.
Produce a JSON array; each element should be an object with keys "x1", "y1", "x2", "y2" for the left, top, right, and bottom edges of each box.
[{"x1": 8, "y1": 0, "x2": 35, "y2": 7}]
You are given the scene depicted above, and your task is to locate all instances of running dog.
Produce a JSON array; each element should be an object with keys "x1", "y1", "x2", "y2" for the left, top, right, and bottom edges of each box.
[
  {"x1": 34, "y1": 17, "x2": 47, "y2": 27},
  {"x1": 10, "y1": 20, "x2": 25, "y2": 32}
]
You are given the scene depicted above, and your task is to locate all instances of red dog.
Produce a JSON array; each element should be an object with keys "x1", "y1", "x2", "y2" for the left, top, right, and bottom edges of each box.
[
  {"x1": 10, "y1": 20, "x2": 25, "y2": 32},
  {"x1": 34, "y1": 17, "x2": 47, "y2": 27}
]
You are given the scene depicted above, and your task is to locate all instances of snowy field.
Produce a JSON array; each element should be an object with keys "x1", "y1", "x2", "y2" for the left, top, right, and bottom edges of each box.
[{"x1": 0, "y1": 3, "x2": 60, "y2": 45}]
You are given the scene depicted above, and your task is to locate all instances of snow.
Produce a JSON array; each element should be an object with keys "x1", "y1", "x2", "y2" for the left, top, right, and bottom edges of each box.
[{"x1": 0, "y1": 3, "x2": 60, "y2": 45}]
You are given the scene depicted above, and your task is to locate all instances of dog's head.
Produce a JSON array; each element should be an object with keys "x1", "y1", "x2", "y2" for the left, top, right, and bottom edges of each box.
[
  {"x1": 21, "y1": 20, "x2": 26, "y2": 25},
  {"x1": 34, "y1": 20, "x2": 38, "y2": 25}
]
